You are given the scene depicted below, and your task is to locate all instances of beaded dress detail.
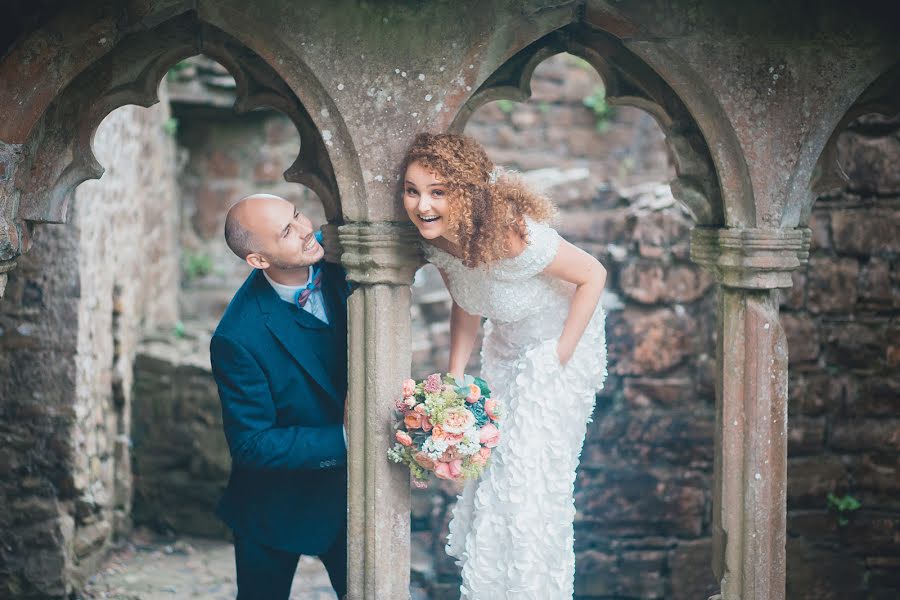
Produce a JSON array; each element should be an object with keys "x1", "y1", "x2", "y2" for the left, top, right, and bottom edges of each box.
[{"x1": 422, "y1": 217, "x2": 607, "y2": 599}]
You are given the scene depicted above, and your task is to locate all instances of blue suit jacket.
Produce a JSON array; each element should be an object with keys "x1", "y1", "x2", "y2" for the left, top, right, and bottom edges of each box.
[{"x1": 210, "y1": 260, "x2": 350, "y2": 555}]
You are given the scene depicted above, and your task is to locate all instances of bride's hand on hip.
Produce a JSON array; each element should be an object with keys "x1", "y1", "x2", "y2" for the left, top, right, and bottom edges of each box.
[{"x1": 556, "y1": 342, "x2": 574, "y2": 366}]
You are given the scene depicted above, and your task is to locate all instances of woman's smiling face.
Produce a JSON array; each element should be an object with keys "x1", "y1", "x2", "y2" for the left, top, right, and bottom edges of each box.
[{"x1": 403, "y1": 161, "x2": 451, "y2": 240}]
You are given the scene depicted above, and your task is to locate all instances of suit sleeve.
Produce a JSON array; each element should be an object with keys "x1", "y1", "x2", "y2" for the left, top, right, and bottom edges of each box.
[{"x1": 210, "y1": 333, "x2": 347, "y2": 471}]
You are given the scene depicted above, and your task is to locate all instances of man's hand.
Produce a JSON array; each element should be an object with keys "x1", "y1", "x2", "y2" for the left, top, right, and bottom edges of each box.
[{"x1": 343, "y1": 397, "x2": 349, "y2": 431}]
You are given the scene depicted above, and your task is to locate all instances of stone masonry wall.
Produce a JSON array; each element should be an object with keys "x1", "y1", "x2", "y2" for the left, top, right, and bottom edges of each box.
[
  {"x1": 0, "y1": 95, "x2": 179, "y2": 598},
  {"x1": 782, "y1": 113, "x2": 900, "y2": 600}
]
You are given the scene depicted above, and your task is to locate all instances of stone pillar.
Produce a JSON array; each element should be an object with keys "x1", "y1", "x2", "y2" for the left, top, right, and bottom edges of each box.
[
  {"x1": 338, "y1": 221, "x2": 423, "y2": 600},
  {"x1": 690, "y1": 227, "x2": 811, "y2": 600}
]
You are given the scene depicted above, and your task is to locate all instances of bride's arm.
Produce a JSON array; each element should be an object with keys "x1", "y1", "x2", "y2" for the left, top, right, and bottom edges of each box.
[
  {"x1": 542, "y1": 240, "x2": 607, "y2": 365},
  {"x1": 437, "y1": 268, "x2": 481, "y2": 381}
]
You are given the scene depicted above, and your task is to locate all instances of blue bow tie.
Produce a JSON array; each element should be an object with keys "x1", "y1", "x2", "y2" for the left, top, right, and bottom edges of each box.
[{"x1": 294, "y1": 266, "x2": 323, "y2": 308}]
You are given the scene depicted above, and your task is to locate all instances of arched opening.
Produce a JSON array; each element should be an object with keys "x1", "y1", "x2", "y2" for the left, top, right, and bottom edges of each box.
[
  {"x1": 0, "y1": 16, "x2": 347, "y2": 594},
  {"x1": 410, "y1": 50, "x2": 720, "y2": 599},
  {"x1": 783, "y1": 107, "x2": 900, "y2": 600}
]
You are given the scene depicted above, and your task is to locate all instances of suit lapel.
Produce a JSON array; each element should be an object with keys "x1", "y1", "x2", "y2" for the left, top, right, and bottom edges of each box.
[{"x1": 253, "y1": 270, "x2": 340, "y2": 403}]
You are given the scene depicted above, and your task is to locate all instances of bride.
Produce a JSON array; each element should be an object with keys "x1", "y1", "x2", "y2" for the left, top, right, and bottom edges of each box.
[{"x1": 400, "y1": 133, "x2": 608, "y2": 599}]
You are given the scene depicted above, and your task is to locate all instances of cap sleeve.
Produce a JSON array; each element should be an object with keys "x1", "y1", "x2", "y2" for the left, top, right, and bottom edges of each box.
[
  {"x1": 492, "y1": 217, "x2": 561, "y2": 281},
  {"x1": 421, "y1": 242, "x2": 459, "y2": 273}
]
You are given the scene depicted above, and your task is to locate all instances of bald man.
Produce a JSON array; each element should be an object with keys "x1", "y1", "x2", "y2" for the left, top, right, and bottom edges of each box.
[{"x1": 210, "y1": 194, "x2": 351, "y2": 600}]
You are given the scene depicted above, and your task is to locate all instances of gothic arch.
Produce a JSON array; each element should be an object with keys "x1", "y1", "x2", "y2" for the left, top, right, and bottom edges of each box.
[
  {"x1": 807, "y1": 60, "x2": 900, "y2": 222},
  {"x1": 0, "y1": 8, "x2": 364, "y2": 268},
  {"x1": 448, "y1": 23, "x2": 726, "y2": 227}
]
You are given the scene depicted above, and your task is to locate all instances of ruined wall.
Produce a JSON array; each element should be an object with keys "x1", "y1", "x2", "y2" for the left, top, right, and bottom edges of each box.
[
  {"x1": 0, "y1": 97, "x2": 179, "y2": 598},
  {"x1": 783, "y1": 113, "x2": 900, "y2": 600}
]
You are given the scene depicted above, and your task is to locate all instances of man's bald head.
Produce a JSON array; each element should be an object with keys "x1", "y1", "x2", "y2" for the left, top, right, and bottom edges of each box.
[
  {"x1": 224, "y1": 194, "x2": 284, "y2": 259},
  {"x1": 224, "y1": 194, "x2": 324, "y2": 272}
]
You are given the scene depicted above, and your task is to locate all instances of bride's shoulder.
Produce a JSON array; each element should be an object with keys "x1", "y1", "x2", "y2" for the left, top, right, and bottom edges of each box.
[
  {"x1": 492, "y1": 216, "x2": 562, "y2": 280},
  {"x1": 421, "y1": 239, "x2": 461, "y2": 270}
]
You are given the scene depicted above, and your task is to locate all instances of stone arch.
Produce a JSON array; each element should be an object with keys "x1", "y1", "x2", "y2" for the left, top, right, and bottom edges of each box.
[
  {"x1": 0, "y1": 8, "x2": 364, "y2": 268},
  {"x1": 448, "y1": 23, "x2": 726, "y2": 227},
  {"x1": 807, "y1": 60, "x2": 900, "y2": 223}
]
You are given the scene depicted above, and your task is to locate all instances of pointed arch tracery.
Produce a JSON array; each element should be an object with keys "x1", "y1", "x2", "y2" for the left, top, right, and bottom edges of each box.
[{"x1": 448, "y1": 24, "x2": 725, "y2": 227}]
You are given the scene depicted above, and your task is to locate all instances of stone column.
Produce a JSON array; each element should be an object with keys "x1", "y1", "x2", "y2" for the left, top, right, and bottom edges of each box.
[
  {"x1": 338, "y1": 221, "x2": 423, "y2": 600},
  {"x1": 691, "y1": 227, "x2": 811, "y2": 600}
]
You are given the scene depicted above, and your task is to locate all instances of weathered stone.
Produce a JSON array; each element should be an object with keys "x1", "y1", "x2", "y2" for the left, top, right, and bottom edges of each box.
[
  {"x1": 859, "y1": 257, "x2": 897, "y2": 307},
  {"x1": 806, "y1": 256, "x2": 859, "y2": 313},
  {"x1": 831, "y1": 208, "x2": 900, "y2": 257},
  {"x1": 837, "y1": 131, "x2": 900, "y2": 195},
  {"x1": 781, "y1": 311, "x2": 820, "y2": 363},
  {"x1": 574, "y1": 549, "x2": 668, "y2": 598},
  {"x1": 823, "y1": 320, "x2": 890, "y2": 370},
  {"x1": 619, "y1": 259, "x2": 713, "y2": 304},
  {"x1": 786, "y1": 537, "x2": 866, "y2": 600},
  {"x1": 788, "y1": 416, "x2": 827, "y2": 455},
  {"x1": 608, "y1": 307, "x2": 696, "y2": 375},
  {"x1": 669, "y1": 538, "x2": 719, "y2": 600},
  {"x1": 830, "y1": 419, "x2": 900, "y2": 454}
]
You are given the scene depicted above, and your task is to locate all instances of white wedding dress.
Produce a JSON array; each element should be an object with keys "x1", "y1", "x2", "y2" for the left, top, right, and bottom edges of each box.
[{"x1": 422, "y1": 217, "x2": 607, "y2": 599}]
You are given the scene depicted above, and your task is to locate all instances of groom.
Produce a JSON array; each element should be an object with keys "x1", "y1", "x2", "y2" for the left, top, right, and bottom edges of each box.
[{"x1": 210, "y1": 194, "x2": 351, "y2": 599}]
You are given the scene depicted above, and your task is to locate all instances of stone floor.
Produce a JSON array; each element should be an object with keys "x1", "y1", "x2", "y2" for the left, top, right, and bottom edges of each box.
[{"x1": 78, "y1": 530, "x2": 337, "y2": 600}]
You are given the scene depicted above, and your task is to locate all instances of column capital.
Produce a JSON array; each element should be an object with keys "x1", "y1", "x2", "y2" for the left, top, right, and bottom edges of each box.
[
  {"x1": 0, "y1": 215, "x2": 29, "y2": 263},
  {"x1": 690, "y1": 226, "x2": 811, "y2": 290},
  {"x1": 338, "y1": 221, "x2": 424, "y2": 286}
]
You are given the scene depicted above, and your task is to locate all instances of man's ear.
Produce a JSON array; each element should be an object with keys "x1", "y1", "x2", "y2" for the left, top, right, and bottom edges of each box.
[{"x1": 246, "y1": 253, "x2": 268, "y2": 270}]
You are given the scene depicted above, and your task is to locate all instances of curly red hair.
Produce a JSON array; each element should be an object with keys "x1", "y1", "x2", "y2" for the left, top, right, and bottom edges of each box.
[{"x1": 400, "y1": 132, "x2": 555, "y2": 268}]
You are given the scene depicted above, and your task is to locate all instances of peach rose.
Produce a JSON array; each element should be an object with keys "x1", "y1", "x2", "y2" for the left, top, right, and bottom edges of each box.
[
  {"x1": 421, "y1": 416, "x2": 433, "y2": 432},
  {"x1": 402, "y1": 378, "x2": 416, "y2": 397},
  {"x1": 484, "y1": 398, "x2": 499, "y2": 421},
  {"x1": 466, "y1": 383, "x2": 481, "y2": 403},
  {"x1": 413, "y1": 451, "x2": 435, "y2": 470},
  {"x1": 444, "y1": 433, "x2": 465, "y2": 446},
  {"x1": 414, "y1": 404, "x2": 427, "y2": 415},
  {"x1": 395, "y1": 431, "x2": 413, "y2": 447},
  {"x1": 479, "y1": 447, "x2": 491, "y2": 460},
  {"x1": 431, "y1": 424, "x2": 447, "y2": 441},
  {"x1": 442, "y1": 407, "x2": 476, "y2": 434},
  {"x1": 479, "y1": 423, "x2": 500, "y2": 448},
  {"x1": 404, "y1": 412, "x2": 424, "y2": 429}
]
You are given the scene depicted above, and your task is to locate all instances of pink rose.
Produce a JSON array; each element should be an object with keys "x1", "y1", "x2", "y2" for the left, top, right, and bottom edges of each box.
[
  {"x1": 421, "y1": 416, "x2": 433, "y2": 432},
  {"x1": 479, "y1": 447, "x2": 491, "y2": 460},
  {"x1": 414, "y1": 451, "x2": 435, "y2": 470},
  {"x1": 424, "y1": 373, "x2": 442, "y2": 393},
  {"x1": 479, "y1": 423, "x2": 500, "y2": 448},
  {"x1": 404, "y1": 412, "x2": 424, "y2": 429},
  {"x1": 466, "y1": 383, "x2": 481, "y2": 403},
  {"x1": 414, "y1": 404, "x2": 427, "y2": 415},
  {"x1": 448, "y1": 459, "x2": 463, "y2": 479},
  {"x1": 442, "y1": 407, "x2": 476, "y2": 434},
  {"x1": 395, "y1": 431, "x2": 413, "y2": 446},
  {"x1": 484, "y1": 398, "x2": 499, "y2": 421},
  {"x1": 402, "y1": 378, "x2": 416, "y2": 397},
  {"x1": 404, "y1": 396, "x2": 417, "y2": 408},
  {"x1": 433, "y1": 461, "x2": 452, "y2": 479}
]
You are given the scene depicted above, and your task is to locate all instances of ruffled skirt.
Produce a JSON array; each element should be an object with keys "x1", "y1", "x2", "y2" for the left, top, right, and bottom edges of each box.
[{"x1": 446, "y1": 307, "x2": 607, "y2": 599}]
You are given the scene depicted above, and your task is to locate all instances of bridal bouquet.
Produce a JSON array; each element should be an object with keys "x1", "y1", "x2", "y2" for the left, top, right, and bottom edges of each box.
[{"x1": 387, "y1": 373, "x2": 501, "y2": 488}]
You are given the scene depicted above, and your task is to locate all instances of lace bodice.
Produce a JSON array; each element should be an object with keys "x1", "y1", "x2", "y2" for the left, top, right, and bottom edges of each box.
[{"x1": 421, "y1": 217, "x2": 571, "y2": 324}]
